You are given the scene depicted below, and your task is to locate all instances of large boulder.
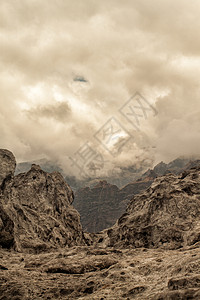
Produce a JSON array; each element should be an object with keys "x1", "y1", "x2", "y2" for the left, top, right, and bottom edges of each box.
[
  {"x1": 97, "y1": 164, "x2": 200, "y2": 250},
  {"x1": 0, "y1": 149, "x2": 86, "y2": 252}
]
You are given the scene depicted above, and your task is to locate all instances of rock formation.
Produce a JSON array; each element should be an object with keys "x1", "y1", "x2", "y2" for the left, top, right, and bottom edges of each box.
[
  {"x1": 0, "y1": 150, "x2": 85, "y2": 252},
  {"x1": 74, "y1": 158, "x2": 198, "y2": 233},
  {"x1": 97, "y1": 164, "x2": 200, "y2": 250},
  {"x1": 1, "y1": 243, "x2": 200, "y2": 299},
  {"x1": 0, "y1": 149, "x2": 200, "y2": 299},
  {"x1": 0, "y1": 149, "x2": 16, "y2": 188},
  {"x1": 74, "y1": 178, "x2": 157, "y2": 233},
  {"x1": 74, "y1": 181, "x2": 123, "y2": 232}
]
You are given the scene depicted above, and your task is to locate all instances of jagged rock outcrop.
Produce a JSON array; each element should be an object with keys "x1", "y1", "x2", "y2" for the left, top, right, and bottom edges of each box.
[
  {"x1": 0, "y1": 149, "x2": 16, "y2": 188},
  {"x1": 74, "y1": 158, "x2": 198, "y2": 233},
  {"x1": 0, "y1": 150, "x2": 16, "y2": 249},
  {"x1": 97, "y1": 165, "x2": 200, "y2": 250},
  {"x1": 0, "y1": 204, "x2": 14, "y2": 248},
  {"x1": 74, "y1": 181, "x2": 123, "y2": 232},
  {"x1": 1, "y1": 150, "x2": 200, "y2": 299},
  {"x1": 74, "y1": 174, "x2": 157, "y2": 233},
  {"x1": 0, "y1": 150, "x2": 85, "y2": 252}
]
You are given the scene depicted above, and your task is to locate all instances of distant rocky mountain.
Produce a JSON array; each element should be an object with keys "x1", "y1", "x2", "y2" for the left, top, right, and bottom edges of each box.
[
  {"x1": 14, "y1": 156, "x2": 200, "y2": 234},
  {"x1": 15, "y1": 158, "x2": 64, "y2": 176},
  {"x1": 16, "y1": 158, "x2": 153, "y2": 190},
  {"x1": 95, "y1": 162, "x2": 200, "y2": 250},
  {"x1": 74, "y1": 177, "x2": 155, "y2": 233},
  {"x1": 73, "y1": 181, "x2": 123, "y2": 233},
  {"x1": 0, "y1": 149, "x2": 86, "y2": 252},
  {"x1": 74, "y1": 157, "x2": 198, "y2": 232},
  {"x1": 1, "y1": 149, "x2": 200, "y2": 299}
]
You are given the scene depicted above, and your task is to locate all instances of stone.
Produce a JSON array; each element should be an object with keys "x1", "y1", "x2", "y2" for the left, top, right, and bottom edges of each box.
[
  {"x1": 0, "y1": 149, "x2": 16, "y2": 188},
  {"x1": 97, "y1": 164, "x2": 200, "y2": 250},
  {"x1": 0, "y1": 149, "x2": 200, "y2": 299},
  {"x1": 74, "y1": 158, "x2": 196, "y2": 233},
  {"x1": 0, "y1": 204, "x2": 14, "y2": 248},
  {"x1": 0, "y1": 150, "x2": 86, "y2": 252},
  {"x1": 0, "y1": 245, "x2": 200, "y2": 299}
]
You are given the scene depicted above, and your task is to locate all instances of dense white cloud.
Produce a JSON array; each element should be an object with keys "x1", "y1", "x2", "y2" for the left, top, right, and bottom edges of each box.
[{"x1": 0, "y1": 0, "x2": 200, "y2": 177}]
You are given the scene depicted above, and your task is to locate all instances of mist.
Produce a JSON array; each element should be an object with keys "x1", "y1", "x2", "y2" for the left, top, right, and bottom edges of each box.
[{"x1": 0, "y1": 0, "x2": 200, "y2": 178}]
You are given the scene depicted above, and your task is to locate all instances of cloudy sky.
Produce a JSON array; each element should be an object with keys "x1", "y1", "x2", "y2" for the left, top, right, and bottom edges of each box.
[{"x1": 0, "y1": 0, "x2": 200, "y2": 178}]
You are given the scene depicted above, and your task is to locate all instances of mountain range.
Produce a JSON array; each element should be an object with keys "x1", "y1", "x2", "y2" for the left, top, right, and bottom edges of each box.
[
  {"x1": 74, "y1": 158, "x2": 200, "y2": 232},
  {"x1": 1, "y1": 149, "x2": 200, "y2": 299}
]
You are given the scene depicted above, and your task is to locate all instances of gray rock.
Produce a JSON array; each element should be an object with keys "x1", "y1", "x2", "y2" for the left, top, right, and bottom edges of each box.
[
  {"x1": 0, "y1": 150, "x2": 86, "y2": 252},
  {"x1": 74, "y1": 158, "x2": 196, "y2": 233},
  {"x1": 0, "y1": 149, "x2": 16, "y2": 188},
  {"x1": 1, "y1": 149, "x2": 200, "y2": 299},
  {"x1": 0, "y1": 204, "x2": 14, "y2": 248},
  {"x1": 0, "y1": 245, "x2": 200, "y2": 299},
  {"x1": 98, "y1": 164, "x2": 200, "y2": 250}
]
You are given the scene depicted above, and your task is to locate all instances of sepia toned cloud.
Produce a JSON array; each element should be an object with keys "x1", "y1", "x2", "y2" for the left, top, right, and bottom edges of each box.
[{"x1": 0, "y1": 0, "x2": 200, "y2": 176}]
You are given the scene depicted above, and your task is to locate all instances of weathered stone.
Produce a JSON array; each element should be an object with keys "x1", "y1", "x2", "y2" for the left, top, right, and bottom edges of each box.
[
  {"x1": 0, "y1": 149, "x2": 16, "y2": 188},
  {"x1": 1, "y1": 149, "x2": 200, "y2": 299},
  {"x1": 74, "y1": 158, "x2": 197, "y2": 233},
  {"x1": 0, "y1": 150, "x2": 85, "y2": 252},
  {"x1": 0, "y1": 245, "x2": 200, "y2": 299},
  {"x1": 97, "y1": 165, "x2": 200, "y2": 249},
  {"x1": 0, "y1": 204, "x2": 14, "y2": 248}
]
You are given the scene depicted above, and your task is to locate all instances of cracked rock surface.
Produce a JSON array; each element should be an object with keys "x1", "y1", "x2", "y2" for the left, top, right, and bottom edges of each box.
[
  {"x1": 0, "y1": 149, "x2": 16, "y2": 188},
  {"x1": 0, "y1": 244, "x2": 200, "y2": 299},
  {"x1": 98, "y1": 165, "x2": 200, "y2": 250},
  {"x1": 0, "y1": 150, "x2": 85, "y2": 252},
  {"x1": 0, "y1": 149, "x2": 200, "y2": 299}
]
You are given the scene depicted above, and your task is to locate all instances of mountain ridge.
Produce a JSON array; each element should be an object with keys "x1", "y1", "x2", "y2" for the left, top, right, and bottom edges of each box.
[{"x1": 1, "y1": 149, "x2": 200, "y2": 299}]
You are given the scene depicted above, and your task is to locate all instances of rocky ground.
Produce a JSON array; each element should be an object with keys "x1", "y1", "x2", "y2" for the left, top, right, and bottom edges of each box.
[
  {"x1": 1, "y1": 149, "x2": 200, "y2": 299},
  {"x1": 1, "y1": 243, "x2": 200, "y2": 299}
]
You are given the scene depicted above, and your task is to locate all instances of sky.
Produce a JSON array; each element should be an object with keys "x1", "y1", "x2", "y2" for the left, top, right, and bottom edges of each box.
[{"x1": 0, "y1": 0, "x2": 200, "y2": 178}]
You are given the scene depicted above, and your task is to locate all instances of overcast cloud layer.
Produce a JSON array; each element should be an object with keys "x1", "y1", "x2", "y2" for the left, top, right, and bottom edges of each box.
[{"x1": 0, "y1": 0, "x2": 200, "y2": 177}]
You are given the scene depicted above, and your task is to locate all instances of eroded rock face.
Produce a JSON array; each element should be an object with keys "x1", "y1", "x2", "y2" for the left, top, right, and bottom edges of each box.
[
  {"x1": 74, "y1": 159, "x2": 195, "y2": 233},
  {"x1": 0, "y1": 204, "x2": 14, "y2": 248},
  {"x1": 1, "y1": 149, "x2": 200, "y2": 299},
  {"x1": 74, "y1": 181, "x2": 124, "y2": 232},
  {"x1": 74, "y1": 177, "x2": 155, "y2": 233},
  {"x1": 0, "y1": 150, "x2": 16, "y2": 249},
  {"x1": 0, "y1": 150, "x2": 85, "y2": 252},
  {"x1": 0, "y1": 244, "x2": 200, "y2": 299},
  {"x1": 98, "y1": 165, "x2": 200, "y2": 250},
  {"x1": 0, "y1": 149, "x2": 16, "y2": 188}
]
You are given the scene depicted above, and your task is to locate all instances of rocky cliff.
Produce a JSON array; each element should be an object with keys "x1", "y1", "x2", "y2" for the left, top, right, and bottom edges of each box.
[
  {"x1": 74, "y1": 181, "x2": 124, "y2": 233},
  {"x1": 96, "y1": 164, "x2": 200, "y2": 250},
  {"x1": 74, "y1": 158, "x2": 199, "y2": 233},
  {"x1": 74, "y1": 179, "x2": 156, "y2": 233},
  {"x1": 0, "y1": 149, "x2": 85, "y2": 253},
  {"x1": 1, "y1": 149, "x2": 200, "y2": 299}
]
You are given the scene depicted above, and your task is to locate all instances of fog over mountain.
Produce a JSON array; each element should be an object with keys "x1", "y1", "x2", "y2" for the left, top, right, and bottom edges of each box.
[{"x1": 0, "y1": 0, "x2": 200, "y2": 179}]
